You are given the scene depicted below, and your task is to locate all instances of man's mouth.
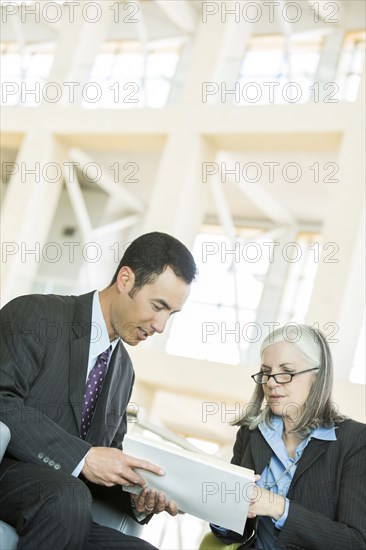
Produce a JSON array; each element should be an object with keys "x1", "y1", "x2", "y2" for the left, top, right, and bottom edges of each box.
[{"x1": 137, "y1": 327, "x2": 148, "y2": 340}]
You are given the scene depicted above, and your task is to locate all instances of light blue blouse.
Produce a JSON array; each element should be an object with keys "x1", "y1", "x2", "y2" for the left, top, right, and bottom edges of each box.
[{"x1": 255, "y1": 415, "x2": 336, "y2": 550}]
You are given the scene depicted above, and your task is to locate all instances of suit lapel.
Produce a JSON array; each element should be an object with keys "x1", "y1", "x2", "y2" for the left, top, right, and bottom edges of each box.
[
  {"x1": 103, "y1": 341, "x2": 124, "y2": 408},
  {"x1": 69, "y1": 293, "x2": 94, "y2": 432},
  {"x1": 290, "y1": 438, "x2": 328, "y2": 488},
  {"x1": 251, "y1": 428, "x2": 330, "y2": 486},
  {"x1": 250, "y1": 429, "x2": 272, "y2": 473}
]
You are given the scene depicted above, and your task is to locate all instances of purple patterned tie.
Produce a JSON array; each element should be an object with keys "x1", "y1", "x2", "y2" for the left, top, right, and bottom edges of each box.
[{"x1": 80, "y1": 346, "x2": 111, "y2": 439}]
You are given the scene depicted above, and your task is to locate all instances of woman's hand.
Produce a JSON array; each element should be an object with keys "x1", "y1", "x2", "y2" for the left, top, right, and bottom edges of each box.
[
  {"x1": 247, "y1": 477, "x2": 286, "y2": 521},
  {"x1": 131, "y1": 487, "x2": 178, "y2": 516}
]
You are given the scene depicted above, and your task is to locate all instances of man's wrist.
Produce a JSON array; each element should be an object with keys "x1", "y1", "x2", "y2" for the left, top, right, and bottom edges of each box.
[{"x1": 72, "y1": 450, "x2": 90, "y2": 477}]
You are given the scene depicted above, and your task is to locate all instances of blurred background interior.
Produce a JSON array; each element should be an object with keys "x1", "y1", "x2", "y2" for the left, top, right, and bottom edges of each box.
[{"x1": 1, "y1": 0, "x2": 365, "y2": 548}]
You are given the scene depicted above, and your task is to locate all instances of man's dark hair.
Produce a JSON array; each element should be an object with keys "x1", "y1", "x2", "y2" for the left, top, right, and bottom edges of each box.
[{"x1": 110, "y1": 232, "x2": 197, "y2": 293}]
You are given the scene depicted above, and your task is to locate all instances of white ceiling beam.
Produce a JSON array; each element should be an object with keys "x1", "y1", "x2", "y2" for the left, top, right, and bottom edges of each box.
[
  {"x1": 62, "y1": 163, "x2": 92, "y2": 236},
  {"x1": 306, "y1": 0, "x2": 340, "y2": 25},
  {"x1": 209, "y1": 170, "x2": 258, "y2": 327},
  {"x1": 47, "y1": 1, "x2": 113, "y2": 97},
  {"x1": 154, "y1": 0, "x2": 197, "y2": 34},
  {"x1": 136, "y1": 0, "x2": 149, "y2": 108},
  {"x1": 231, "y1": 178, "x2": 296, "y2": 226},
  {"x1": 2, "y1": 102, "x2": 353, "y2": 135},
  {"x1": 277, "y1": 0, "x2": 294, "y2": 82},
  {"x1": 68, "y1": 148, "x2": 145, "y2": 214},
  {"x1": 211, "y1": 16, "x2": 252, "y2": 87},
  {"x1": 219, "y1": 153, "x2": 296, "y2": 226},
  {"x1": 89, "y1": 214, "x2": 141, "y2": 238},
  {"x1": 209, "y1": 175, "x2": 236, "y2": 240}
]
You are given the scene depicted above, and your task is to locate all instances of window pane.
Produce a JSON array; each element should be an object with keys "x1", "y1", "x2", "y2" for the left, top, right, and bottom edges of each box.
[{"x1": 166, "y1": 229, "x2": 269, "y2": 363}]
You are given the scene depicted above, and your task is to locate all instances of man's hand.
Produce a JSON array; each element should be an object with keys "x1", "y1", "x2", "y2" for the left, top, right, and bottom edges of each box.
[
  {"x1": 131, "y1": 487, "x2": 178, "y2": 516},
  {"x1": 82, "y1": 447, "x2": 165, "y2": 487}
]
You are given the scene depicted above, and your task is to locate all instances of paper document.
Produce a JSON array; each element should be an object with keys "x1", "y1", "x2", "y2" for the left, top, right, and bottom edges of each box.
[{"x1": 123, "y1": 434, "x2": 254, "y2": 533}]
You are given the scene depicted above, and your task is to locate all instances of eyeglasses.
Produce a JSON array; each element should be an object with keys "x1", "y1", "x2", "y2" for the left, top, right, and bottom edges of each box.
[{"x1": 251, "y1": 367, "x2": 319, "y2": 385}]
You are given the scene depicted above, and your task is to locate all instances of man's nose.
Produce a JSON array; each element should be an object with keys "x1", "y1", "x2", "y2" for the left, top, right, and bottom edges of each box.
[{"x1": 151, "y1": 312, "x2": 169, "y2": 334}]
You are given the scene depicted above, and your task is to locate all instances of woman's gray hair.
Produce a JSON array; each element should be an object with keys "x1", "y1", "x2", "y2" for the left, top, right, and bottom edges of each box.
[{"x1": 235, "y1": 324, "x2": 346, "y2": 438}]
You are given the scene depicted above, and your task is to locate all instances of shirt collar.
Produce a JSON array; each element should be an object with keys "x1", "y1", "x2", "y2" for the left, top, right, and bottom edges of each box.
[
  {"x1": 259, "y1": 414, "x2": 337, "y2": 443},
  {"x1": 90, "y1": 291, "x2": 118, "y2": 361},
  {"x1": 259, "y1": 414, "x2": 337, "y2": 466},
  {"x1": 309, "y1": 424, "x2": 337, "y2": 441}
]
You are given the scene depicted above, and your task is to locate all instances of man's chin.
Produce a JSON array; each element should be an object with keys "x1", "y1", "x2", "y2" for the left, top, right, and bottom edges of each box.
[
  {"x1": 119, "y1": 333, "x2": 138, "y2": 346},
  {"x1": 122, "y1": 337, "x2": 139, "y2": 346},
  {"x1": 121, "y1": 329, "x2": 148, "y2": 346}
]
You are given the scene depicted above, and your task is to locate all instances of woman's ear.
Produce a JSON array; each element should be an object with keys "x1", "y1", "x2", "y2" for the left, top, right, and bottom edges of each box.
[{"x1": 115, "y1": 266, "x2": 135, "y2": 294}]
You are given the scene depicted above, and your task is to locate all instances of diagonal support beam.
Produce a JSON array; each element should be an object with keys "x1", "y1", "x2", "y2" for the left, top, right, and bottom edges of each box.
[
  {"x1": 154, "y1": 0, "x2": 197, "y2": 34},
  {"x1": 89, "y1": 215, "x2": 141, "y2": 238},
  {"x1": 62, "y1": 163, "x2": 92, "y2": 236},
  {"x1": 68, "y1": 148, "x2": 145, "y2": 213},
  {"x1": 219, "y1": 153, "x2": 296, "y2": 226}
]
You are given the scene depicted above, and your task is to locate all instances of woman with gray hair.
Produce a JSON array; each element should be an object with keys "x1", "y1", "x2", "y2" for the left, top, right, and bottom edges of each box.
[{"x1": 209, "y1": 324, "x2": 366, "y2": 550}]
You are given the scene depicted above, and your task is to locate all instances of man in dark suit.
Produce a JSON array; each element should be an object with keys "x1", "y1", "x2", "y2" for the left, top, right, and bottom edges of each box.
[{"x1": 0, "y1": 232, "x2": 197, "y2": 549}]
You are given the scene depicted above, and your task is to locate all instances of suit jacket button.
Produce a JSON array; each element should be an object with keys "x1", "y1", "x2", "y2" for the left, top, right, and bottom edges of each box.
[
  {"x1": 38, "y1": 452, "x2": 44, "y2": 459},
  {"x1": 49, "y1": 460, "x2": 55, "y2": 466},
  {"x1": 43, "y1": 456, "x2": 50, "y2": 463},
  {"x1": 54, "y1": 464, "x2": 61, "y2": 470}
]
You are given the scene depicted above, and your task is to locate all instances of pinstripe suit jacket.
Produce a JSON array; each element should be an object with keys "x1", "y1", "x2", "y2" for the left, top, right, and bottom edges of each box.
[
  {"x1": 0, "y1": 292, "x2": 135, "y2": 479},
  {"x1": 231, "y1": 420, "x2": 366, "y2": 549}
]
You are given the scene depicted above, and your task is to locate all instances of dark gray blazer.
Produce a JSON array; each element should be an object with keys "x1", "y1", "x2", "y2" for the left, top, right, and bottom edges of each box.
[
  {"x1": 0, "y1": 292, "x2": 134, "y2": 479},
  {"x1": 231, "y1": 420, "x2": 366, "y2": 549}
]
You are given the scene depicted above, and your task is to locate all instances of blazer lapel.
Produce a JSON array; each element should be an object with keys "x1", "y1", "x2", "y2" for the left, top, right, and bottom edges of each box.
[
  {"x1": 290, "y1": 438, "x2": 328, "y2": 488},
  {"x1": 69, "y1": 293, "x2": 94, "y2": 432},
  {"x1": 103, "y1": 341, "x2": 124, "y2": 409},
  {"x1": 250, "y1": 429, "x2": 272, "y2": 473}
]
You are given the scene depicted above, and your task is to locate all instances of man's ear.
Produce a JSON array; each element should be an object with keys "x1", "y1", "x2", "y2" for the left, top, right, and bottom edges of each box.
[{"x1": 115, "y1": 266, "x2": 135, "y2": 294}]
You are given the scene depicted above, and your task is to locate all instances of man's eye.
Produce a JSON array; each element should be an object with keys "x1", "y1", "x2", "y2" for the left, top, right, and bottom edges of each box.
[{"x1": 152, "y1": 304, "x2": 162, "y2": 311}]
